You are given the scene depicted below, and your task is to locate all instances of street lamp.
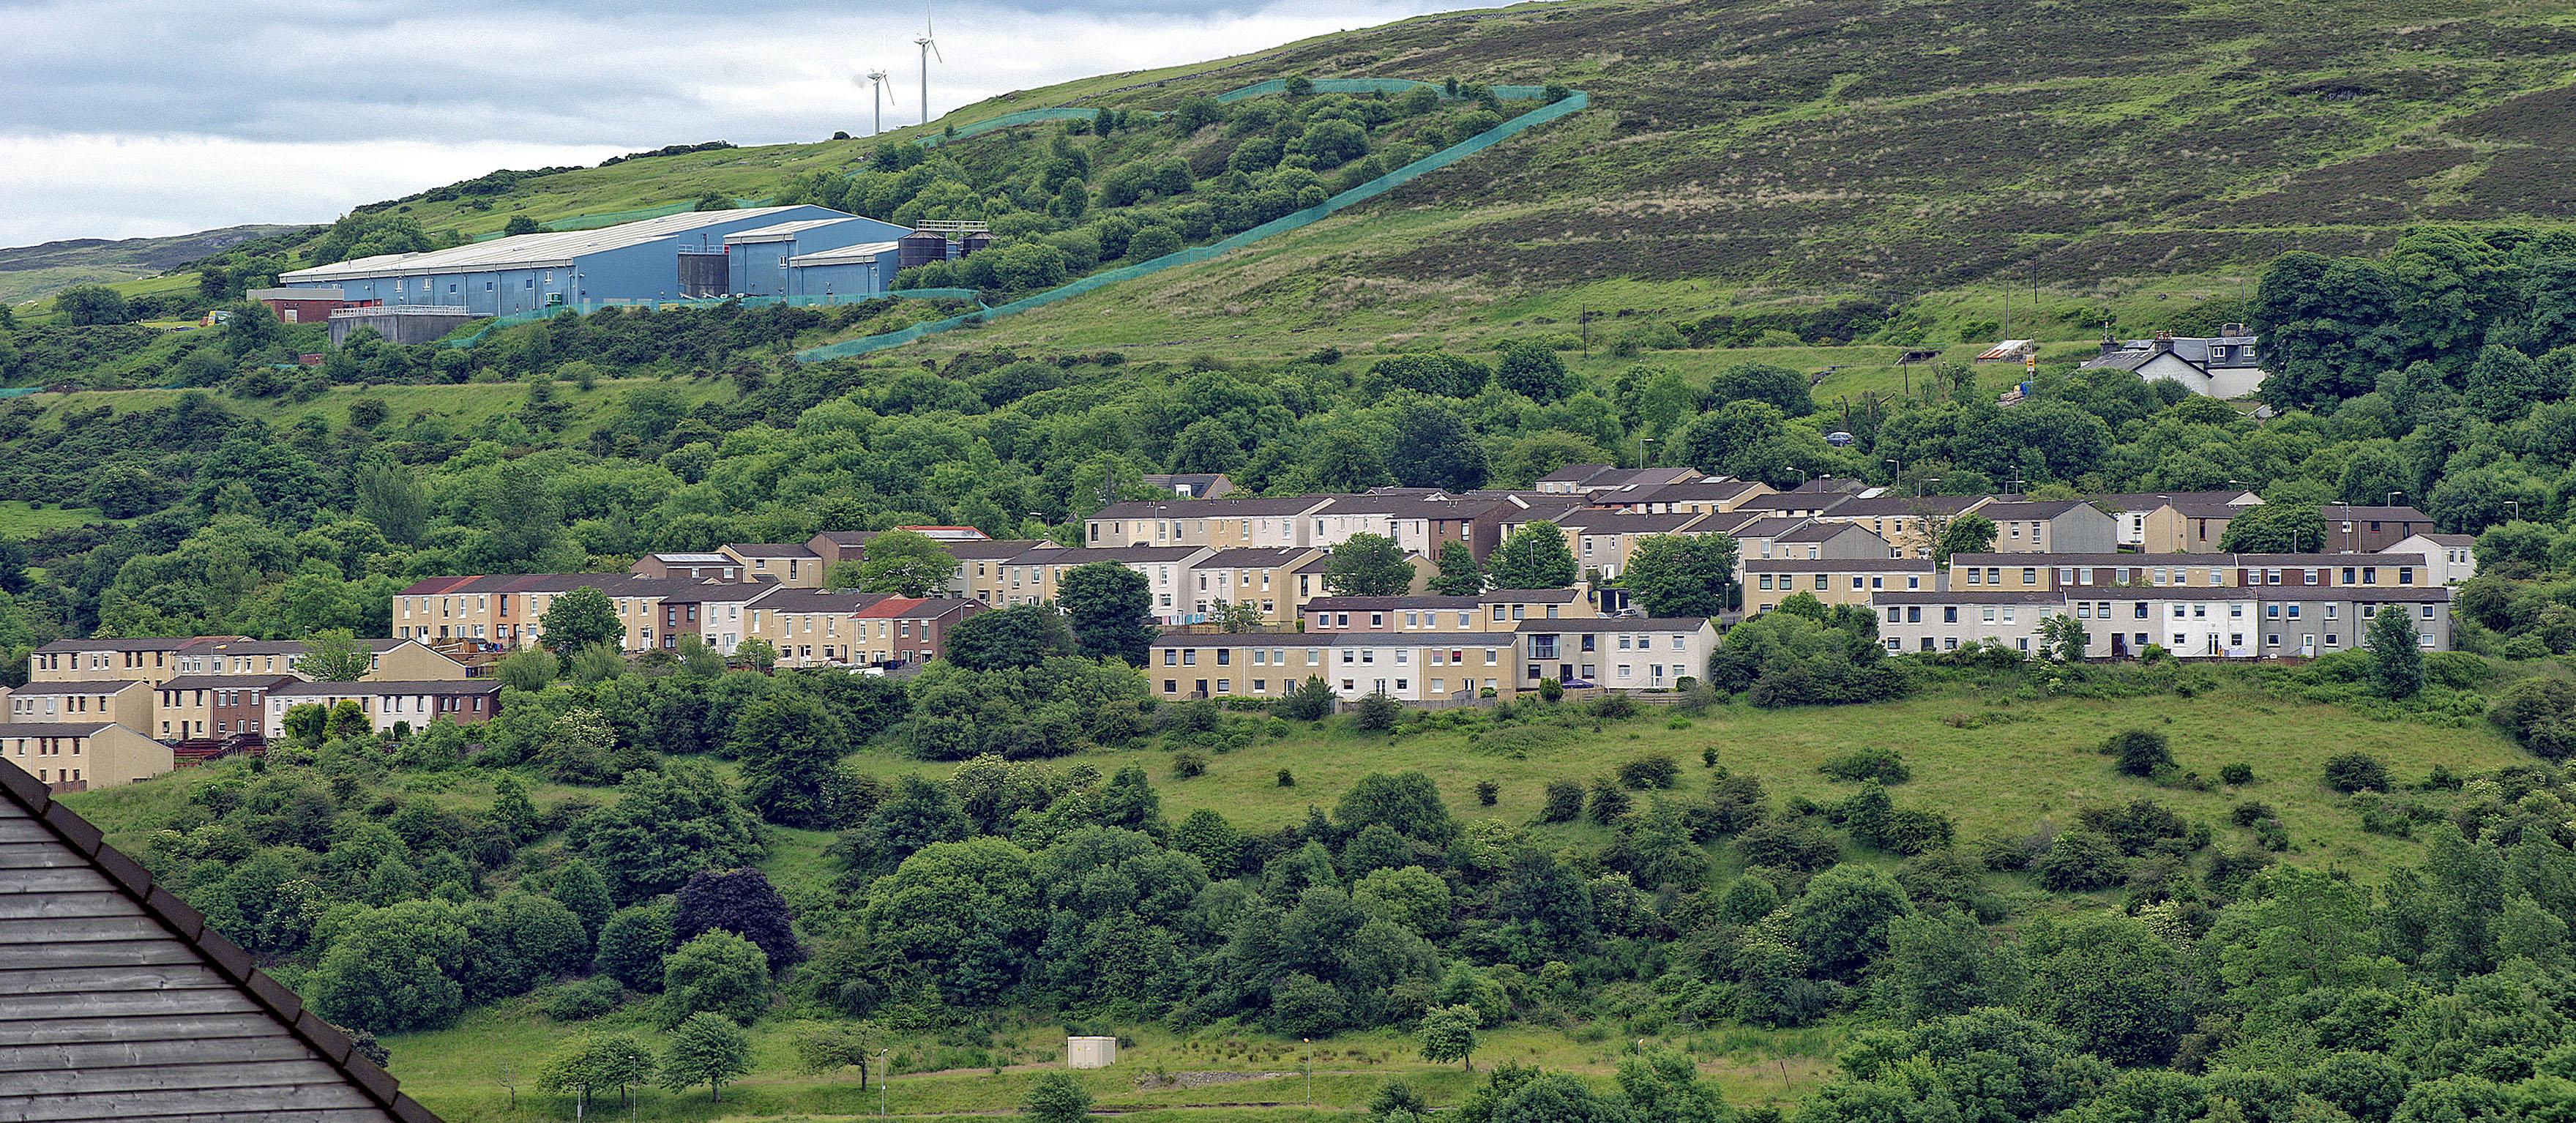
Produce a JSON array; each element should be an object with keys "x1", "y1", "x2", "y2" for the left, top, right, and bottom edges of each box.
[
  {"x1": 1885, "y1": 458, "x2": 1902, "y2": 493},
  {"x1": 1304, "y1": 1039, "x2": 1313, "y2": 1105},
  {"x1": 1639, "y1": 436, "x2": 1655, "y2": 469},
  {"x1": 878, "y1": 1050, "x2": 889, "y2": 1117},
  {"x1": 2387, "y1": 491, "x2": 2402, "y2": 509}
]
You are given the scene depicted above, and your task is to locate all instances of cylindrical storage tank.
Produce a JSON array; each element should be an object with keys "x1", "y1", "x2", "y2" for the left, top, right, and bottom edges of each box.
[
  {"x1": 897, "y1": 230, "x2": 949, "y2": 269},
  {"x1": 1067, "y1": 1037, "x2": 1118, "y2": 1070},
  {"x1": 961, "y1": 231, "x2": 995, "y2": 256}
]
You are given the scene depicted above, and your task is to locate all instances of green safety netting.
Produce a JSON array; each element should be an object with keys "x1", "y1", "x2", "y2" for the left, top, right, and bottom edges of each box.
[
  {"x1": 0, "y1": 386, "x2": 40, "y2": 398},
  {"x1": 794, "y1": 89, "x2": 1586, "y2": 361}
]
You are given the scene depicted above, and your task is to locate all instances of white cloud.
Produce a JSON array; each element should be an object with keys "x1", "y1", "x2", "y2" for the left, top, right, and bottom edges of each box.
[{"x1": 0, "y1": 0, "x2": 1472, "y2": 247}]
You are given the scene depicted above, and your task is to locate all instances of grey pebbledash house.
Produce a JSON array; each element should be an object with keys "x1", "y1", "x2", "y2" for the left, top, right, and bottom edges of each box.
[{"x1": 0, "y1": 757, "x2": 441, "y2": 1122}]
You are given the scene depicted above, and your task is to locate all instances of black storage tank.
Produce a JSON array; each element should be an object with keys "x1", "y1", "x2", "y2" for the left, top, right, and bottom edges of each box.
[{"x1": 897, "y1": 229, "x2": 951, "y2": 269}]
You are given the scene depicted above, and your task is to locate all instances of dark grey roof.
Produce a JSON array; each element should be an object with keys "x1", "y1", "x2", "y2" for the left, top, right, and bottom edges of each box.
[
  {"x1": 6, "y1": 680, "x2": 149, "y2": 696},
  {"x1": 1824, "y1": 496, "x2": 1985, "y2": 518},
  {"x1": 1015, "y1": 545, "x2": 1205, "y2": 564},
  {"x1": 750, "y1": 589, "x2": 889, "y2": 614},
  {"x1": 1201, "y1": 548, "x2": 1315, "y2": 566},
  {"x1": 1726, "y1": 516, "x2": 1811, "y2": 538},
  {"x1": 0, "y1": 758, "x2": 438, "y2": 1122},
  {"x1": 0, "y1": 723, "x2": 123, "y2": 737},
  {"x1": 1873, "y1": 590, "x2": 2067, "y2": 605},
  {"x1": 2323, "y1": 505, "x2": 2433, "y2": 521},
  {"x1": 1552, "y1": 510, "x2": 1708, "y2": 534},
  {"x1": 1976, "y1": 500, "x2": 2094, "y2": 520},
  {"x1": 1092, "y1": 496, "x2": 1325, "y2": 518},
  {"x1": 1514, "y1": 617, "x2": 1714, "y2": 633},
  {"x1": 155, "y1": 676, "x2": 301, "y2": 693},
  {"x1": 1777, "y1": 521, "x2": 1878, "y2": 543},
  {"x1": 31, "y1": 638, "x2": 213, "y2": 654},
  {"x1": 722, "y1": 542, "x2": 820, "y2": 559},
  {"x1": 1304, "y1": 596, "x2": 1479, "y2": 613},
  {"x1": 2090, "y1": 490, "x2": 2258, "y2": 510},
  {"x1": 272, "y1": 680, "x2": 499, "y2": 697},
  {"x1": 1743, "y1": 558, "x2": 1936, "y2": 572}
]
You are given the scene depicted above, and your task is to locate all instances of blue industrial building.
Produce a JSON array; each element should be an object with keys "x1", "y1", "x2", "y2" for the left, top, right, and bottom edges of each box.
[
  {"x1": 277, "y1": 205, "x2": 910, "y2": 316},
  {"x1": 784, "y1": 240, "x2": 905, "y2": 302}
]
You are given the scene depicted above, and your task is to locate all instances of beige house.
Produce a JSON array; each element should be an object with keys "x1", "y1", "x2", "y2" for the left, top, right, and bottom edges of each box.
[
  {"x1": 2385, "y1": 533, "x2": 2477, "y2": 585},
  {"x1": 1810, "y1": 495, "x2": 1985, "y2": 556},
  {"x1": 1149, "y1": 633, "x2": 1520, "y2": 704},
  {"x1": 1591, "y1": 477, "x2": 1774, "y2": 515},
  {"x1": 1743, "y1": 559, "x2": 1937, "y2": 613},
  {"x1": 1086, "y1": 496, "x2": 1330, "y2": 548},
  {"x1": 1552, "y1": 510, "x2": 1714, "y2": 582},
  {"x1": 0, "y1": 723, "x2": 173, "y2": 791},
  {"x1": 745, "y1": 589, "x2": 892, "y2": 666},
  {"x1": 6, "y1": 680, "x2": 153, "y2": 731},
  {"x1": 630, "y1": 552, "x2": 744, "y2": 581},
  {"x1": 25, "y1": 638, "x2": 212, "y2": 684},
  {"x1": 2095, "y1": 490, "x2": 2263, "y2": 548},
  {"x1": 2137, "y1": 501, "x2": 2244, "y2": 553},
  {"x1": 720, "y1": 543, "x2": 826, "y2": 588},
  {"x1": 996, "y1": 545, "x2": 1214, "y2": 619},
  {"x1": 848, "y1": 597, "x2": 985, "y2": 667},
  {"x1": 174, "y1": 638, "x2": 470, "y2": 682},
  {"x1": 1189, "y1": 547, "x2": 1323, "y2": 626}
]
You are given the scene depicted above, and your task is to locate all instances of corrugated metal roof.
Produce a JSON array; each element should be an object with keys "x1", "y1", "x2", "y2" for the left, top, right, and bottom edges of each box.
[
  {"x1": 282, "y1": 206, "x2": 815, "y2": 283},
  {"x1": 725, "y1": 217, "x2": 872, "y2": 244},
  {"x1": 788, "y1": 239, "x2": 902, "y2": 266}
]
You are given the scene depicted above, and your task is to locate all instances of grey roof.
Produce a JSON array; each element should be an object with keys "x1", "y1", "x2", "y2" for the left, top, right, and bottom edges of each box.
[
  {"x1": 2323, "y1": 505, "x2": 2433, "y2": 521},
  {"x1": 1552, "y1": 510, "x2": 1708, "y2": 534},
  {"x1": 751, "y1": 589, "x2": 889, "y2": 614},
  {"x1": 1611, "y1": 479, "x2": 1766, "y2": 504},
  {"x1": 786, "y1": 239, "x2": 902, "y2": 266},
  {"x1": 725, "y1": 216, "x2": 873, "y2": 244},
  {"x1": 1304, "y1": 596, "x2": 1480, "y2": 613},
  {"x1": 1092, "y1": 496, "x2": 1329, "y2": 519},
  {"x1": 1743, "y1": 558, "x2": 1936, "y2": 572},
  {"x1": 2090, "y1": 490, "x2": 2259, "y2": 510},
  {"x1": 1726, "y1": 516, "x2": 1811, "y2": 538},
  {"x1": 2086, "y1": 586, "x2": 2263, "y2": 601},
  {"x1": 1201, "y1": 548, "x2": 1315, "y2": 566},
  {"x1": 1823, "y1": 496, "x2": 1985, "y2": 518},
  {"x1": 2265, "y1": 586, "x2": 2454, "y2": 602},
  {"x1": 1013, "y1": 545, "x2": 1204, "y2": 564},
  {"x1": 1976, "y1": 500, "x2": 2093, "y2": 520},
  {"x1": 155, "y1": 675, "x2": 301, "y2": 693},
  {"x1": 1485, "y1": 588, "x2": 1585, "y2": 602},
  {"x1": 646, "y1": 552, "x2": 734, "y2": 564},
  {"x1": 0, "y1": 758, "x2": 437, "y2": 1122},
  {"x1": 1777, "y1": 521, "x2": 1881, "y2": 543},
  {"x1": 947, "y1": 538, "x2": 1049, "y2": 560},
  {"x1": 1873, "y1": 590, "x2": 2067, "y2": 605},
  {"x1": 0, "y1": 723, "x2": 123, "y2": 737},
  {"x1": 7, "y1": 680, "x2": 149, "y2": 696},
  {"x1": 282, "y1": 205, "x2": 818, "y2": 282},
  {"x1": 272, "y1": 680, "x2": 499, "y2": 697},
  {"x1": 723, "y1": 542, "x2": 821, "y2": 559},
  {"x1": 1514, "y1": 617, "x2": 1714, "y2": 633}
]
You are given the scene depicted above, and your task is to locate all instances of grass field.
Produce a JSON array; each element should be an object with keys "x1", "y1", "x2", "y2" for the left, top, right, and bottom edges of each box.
[
  {"x1": 59, "y1": 671, "x2": 2531, "y2": 1122},
  {"x1": 0, "y1": 499, "x2": 115, "y2": 536}
]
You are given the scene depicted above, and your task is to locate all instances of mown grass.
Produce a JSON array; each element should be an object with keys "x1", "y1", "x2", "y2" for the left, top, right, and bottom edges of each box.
[{"x1": 0, "y1": 499, "x2": 114, "y2": 537}]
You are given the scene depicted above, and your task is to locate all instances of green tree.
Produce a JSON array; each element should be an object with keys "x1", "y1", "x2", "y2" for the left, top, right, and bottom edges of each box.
[
  {"x1": 294, "y1": 627, "x2": 371, "y2": 682},
  {"x1": 1490, "y1": 522, "x2": 1578, "y2": 589},
  {"x1": 1025, "y1": 1072, "x2": 1094, "y2": 1122},
  {"x1": 660, "y1": 1012, "x2": 753, "y2": 1103},
  {"x1": 737, "y1": 635, "x2": 778, "y2": 672},
  {"x1": 662, "y1": 930, "x2": 772, "y2": 1026},
  {"x1": 497, "y1": 647, "x2": 559, "y2": 690},
  {"x1": 56, "y1": 284, "x2": 133, "y2": 326},
  {"x1": 2105, "y1": 728, "x2": 2174, "y2": 777},
  {"x1": 1059, "y1": 561, "x2": 1157, "y2": 663},
  {"x1": 539, "y1": 586, "x2": 623, "y2": 654},
  {"x1": 551, "y1": 857, "x2": 613, "y2": 939},
  {"x1": 1709, "y1": 360, "x2": 1815, "y2": 417},
  {"x1": 2365, "y1": 604, "x2": 2424, "y2": 699},
  {"x1": 1933, "y1": 512, "x2": 1998, "y2": 566},
  {"x1": 2220, "y1": 501, "x2": 2330, "y2": 553},
  {"x1": 307, "y1": 900, "x2": 468, "y2": 1034},
  {"x1": 1621, "y1": 534, "x2": 1736, "y2": 616},
  {"x1": 1419, "y1": 1004, "x2": 1481, "y2": 1070},
  {"x1": 2037, "y1": 613, "x2": 2089, "y2": 663},
  {"x1": 1429, "y1": 541, "x2": 1486, "y2": 596},
  {"x1": 1496, "y1": 340, "x2": 1575, "y2": 403},
  {"x1": 730, "y1": 693, "x2": 851, "y2": 828},
  {"x1": 944, "y1": 603, "x2": 1076, "y2": 671},
  {"x1": 597, "y1": 900, "x2": 677, "y2": 991},
  {"x1": 832, "y1": 529, "x2": 957, "y2": 596},
  {"x1": 1324, "y1": 533, "x2": 1415, "y2": 597},
  {"x1": 538, "y1": 1031, "x2": 656, "y2": 1113}
]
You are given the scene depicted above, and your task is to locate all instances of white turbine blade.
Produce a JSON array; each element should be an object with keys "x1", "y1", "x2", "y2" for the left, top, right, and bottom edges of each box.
[{"x1": 930, "y1": 39, "x2": 944, "y2": 63}]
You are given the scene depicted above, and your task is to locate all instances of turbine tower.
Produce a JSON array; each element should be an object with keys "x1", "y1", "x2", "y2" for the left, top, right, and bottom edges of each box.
[
  {"x1": 913, "y1": 7, "x2": 941, "y2": 125},
  {"x1": 867, "y1": 70, "x2": 889, "y2": 135}
]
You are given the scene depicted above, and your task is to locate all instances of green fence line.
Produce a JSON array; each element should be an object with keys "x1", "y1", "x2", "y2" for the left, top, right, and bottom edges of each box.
[
  {"x1": 794, "y1": 89, "x2": 1586, "y2": 362},
  {"x1": 0, "y1": 386, "x2": 40, "y2": 398}
]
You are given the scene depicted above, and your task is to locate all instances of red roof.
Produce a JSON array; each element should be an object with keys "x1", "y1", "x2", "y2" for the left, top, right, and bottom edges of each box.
[{"x1": 854, "y1": 597, "x2": 927, "y2": 618}]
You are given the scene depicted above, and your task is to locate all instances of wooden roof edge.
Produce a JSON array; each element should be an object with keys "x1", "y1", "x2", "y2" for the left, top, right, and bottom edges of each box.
[{"x1": 0, "y1": 755, "x2": 440, "y2": 1121}]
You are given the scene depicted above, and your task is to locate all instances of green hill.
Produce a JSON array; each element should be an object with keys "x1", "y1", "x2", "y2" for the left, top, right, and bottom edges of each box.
[
  {"x1": 34, "y1": 0, "x2": 2576, "y2": 359},
  {"x1": 0, "y1": 223, "x2": 304, "y2": 305}
]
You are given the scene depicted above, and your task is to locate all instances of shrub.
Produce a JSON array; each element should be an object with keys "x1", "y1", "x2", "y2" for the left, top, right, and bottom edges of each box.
[
  {"x1": 1171, "y1": 750, "x2": 1208, "y2": 778},
  {"x1": 2493, "y1": 677, "x2": 2576, "y2": 761},
  {"x1": 545, "y1": 976, "x2": 624, "y2": 1021},
  {"x1": 1277, "y1": 769, "x2": 1296, "y2": 787},
  {"x1": 2219, "y1": 763, "x2": 2255, "y2": 786},
  {"x1": 1353, "y1": 693, "x2": 1403, "y2": 732},
  {"x1": 2104, "y1": 729, "x2": 2176, "y2": 777},
  {"x1": 1594, "y1": 692, "x2": 1638, "y2": 719},
  {"x1": 1618, "y1": 754, "x2": 1681, "y2": 790},
  {"x1": 1475, "y1": 780, "x2": 1500, "y2": 806},
  {"x1": 2032, "y1": 830, "x2": 2128, "y2": 891},
  {"x1": 1538, "y1": 677, "x2": 1564, "y2": 702},
  {"x1": 2231, "y1": 800, "x2": 2276, "y2": 827},
  {"x1": 1587, "y1": 776, "x2": 1632, "y2": 824},
  {"x1": 2323, "y1": 752, "x2": 2391, "y2": 794},
  {"x1": 1818, "y1": 746, "x2": 1909, "y2": 784},
  {"x1": 1540, "y1": 780, "x2": 1585, "y2": 823}
]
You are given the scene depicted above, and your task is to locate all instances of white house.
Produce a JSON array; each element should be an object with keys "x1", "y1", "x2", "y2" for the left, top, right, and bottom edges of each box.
[
  {"x1": 2383, "y1": 533, "x2": 2477, "y2": 586},
  {"x1": 2080, "y1": 326, "x2": 2267, "y2": 398}
]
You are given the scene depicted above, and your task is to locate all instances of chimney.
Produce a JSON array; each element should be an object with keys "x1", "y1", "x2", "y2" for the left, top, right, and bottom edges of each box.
[{"x1": 2152, "y1": 330, "x2": 2175, "y2": 354}]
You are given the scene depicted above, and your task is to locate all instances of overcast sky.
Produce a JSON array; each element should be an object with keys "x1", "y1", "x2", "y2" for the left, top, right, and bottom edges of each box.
[{"x1": 0, "y1": 0, "x2": 1480, "y2": 249}]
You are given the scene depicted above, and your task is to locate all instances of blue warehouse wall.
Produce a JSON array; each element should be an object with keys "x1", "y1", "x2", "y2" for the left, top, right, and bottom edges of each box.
[{"x1": 786, "y1": 255, "x2": 894, "y2": 300}]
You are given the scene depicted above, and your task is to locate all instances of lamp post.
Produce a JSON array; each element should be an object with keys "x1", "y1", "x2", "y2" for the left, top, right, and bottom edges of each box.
[
  {"x1": 1639, "y1": 435, "x2": 1655, "y2": 469},
  {"x1": 1304, "y1": 1039, "x2": 1313, "y2": 1105},
  {"x1": 1885, "y1": 458, "x2": 1902, "y2": 494},
  {"x1": 2387, "y1": 491, "x2": 2402, "y2": 510},
  {"x1": 878, "y1": 1050, "x2": 889, "y2": 1117}
]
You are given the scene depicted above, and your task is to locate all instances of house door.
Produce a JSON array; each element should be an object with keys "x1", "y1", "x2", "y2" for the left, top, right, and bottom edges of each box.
[
  {"x1": 2111, "y1": 634, "x2": 2129, "y2": 657},
  {"x1": 2301, "y1": 636, "x2": 2315, "y2": 657}
]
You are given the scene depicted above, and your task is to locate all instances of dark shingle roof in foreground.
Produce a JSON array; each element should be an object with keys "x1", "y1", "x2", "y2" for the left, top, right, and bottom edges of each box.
[{"x1": 0, "y1": 757, "x2": 442, "y2": 1122}]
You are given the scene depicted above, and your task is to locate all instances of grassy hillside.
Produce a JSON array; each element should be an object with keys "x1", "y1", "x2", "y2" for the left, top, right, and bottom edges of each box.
[
  {"x1": 0, "y1": 223, "x2": 302, "y2": 305},
  {"x1": 58, "y1": 674, "x2": 2531, "y2": 1122}
]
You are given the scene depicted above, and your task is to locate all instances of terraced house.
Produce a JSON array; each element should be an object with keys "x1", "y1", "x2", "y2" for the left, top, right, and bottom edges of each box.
[
  {"x1": 1515, "y1": 618, "x2": 1718, "y2": 692},
  {"x1": 1742, "y1": 558, "x2": 1937, "y2": 613},
  {"x1": 6, "y1": 680, "x2": 153, "y2": 731},
  {"x1": 1873, "y1": 590, "x2": 2069, "y2": 654},
  {"x1": 262, "y1": 681, "x2": 501, "y2": 740},
  {"x1": 0, "y1": 723, "x2": 171, "y2": 791},
  {"x1": 1189, "y1": 547, "x2": 1323, "y2": 625},
  {"x1": 24, "y1": 637, "x2": 203, "y2": 685},
  {"x1": 993, "y1": 545, "x2": 1213, "y2": 620},
  {"x1": 1149, "y1": 633, "x2": 1520, "y2": 704},
  {"x1": 745, "y1": 589, "x2": 892, "y2": 665},
  {"x1": 152, "y1": 675, "x2": 297, "y2": 742}
]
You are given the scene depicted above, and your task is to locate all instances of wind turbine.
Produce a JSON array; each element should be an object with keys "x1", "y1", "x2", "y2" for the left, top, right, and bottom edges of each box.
[
  {"x1": 866, "y1": 70, "x2": 889, "y2": 135},
  {"x1": 913, "y1": 7, "x2": 941, "y2": 125}
]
